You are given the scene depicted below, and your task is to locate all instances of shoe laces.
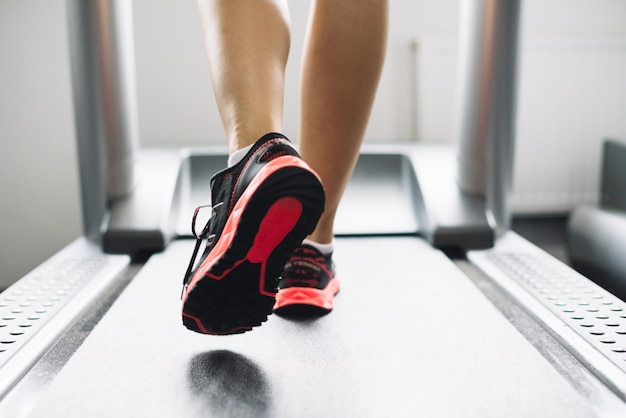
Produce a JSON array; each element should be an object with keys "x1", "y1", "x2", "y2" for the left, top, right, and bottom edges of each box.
[{"x1": 181, "y1": 202, "x2": 223, "y2": 295}]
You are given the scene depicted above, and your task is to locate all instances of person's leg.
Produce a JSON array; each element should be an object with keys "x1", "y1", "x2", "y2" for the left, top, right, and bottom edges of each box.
[
  {"x1": 197, "y1": 0, "x2": 290, "y2": 153},
  {"x1": 184, "y1": 0, "x2": 326, "y2": 335},
  {"x1": 273, "y1": 0, "x2": 388, "y2": 317},
  {"x1": 299, "y1": 0, "x2": 389, "y2": 244}
]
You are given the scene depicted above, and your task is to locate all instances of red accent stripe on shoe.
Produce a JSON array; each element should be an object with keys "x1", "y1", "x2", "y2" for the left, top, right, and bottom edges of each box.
[
  {"x1": 202, "y1": 196, "x2": 302, "y2": 296},
  {"x1": 181, "y1": 311, "x2": 253, "y2": 335},
  {"x1": 247, "y1": 197, "x2": 302, "y2": 296},
  {"x1": 274, "y1": 276, "x2": 340, "y2": 311}
]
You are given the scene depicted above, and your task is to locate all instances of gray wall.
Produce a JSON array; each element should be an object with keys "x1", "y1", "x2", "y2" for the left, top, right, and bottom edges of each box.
[
  {"x1": 1, "y1": 1, "x2": 81, "y2": 290},
  {"x1": 2, "y1": 0, "x2": 626, "y2": 289}
]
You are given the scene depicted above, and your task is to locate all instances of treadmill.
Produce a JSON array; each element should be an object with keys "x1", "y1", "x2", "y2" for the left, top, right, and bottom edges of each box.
[{"x1": 2, "y1": 1, "x2": 626, "y2": 416}]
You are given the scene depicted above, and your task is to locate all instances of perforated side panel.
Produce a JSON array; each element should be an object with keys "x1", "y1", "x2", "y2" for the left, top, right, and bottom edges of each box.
[
  {"x1": 469, "y1": 233, "x2": 626, "y2": 399},
  {"x1": 0, "y1": 239, "x2": 129, "y2": 396},
  {"x1": 488, "y1": 252, "x2": 626, "y2": 370}
]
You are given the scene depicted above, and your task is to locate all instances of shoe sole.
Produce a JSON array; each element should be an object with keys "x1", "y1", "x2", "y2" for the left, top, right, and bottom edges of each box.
[
  {"x1": 182, "y1": 156, "x2": 324, "y2": 335},
  {"x1": 273, "y1": 276, "x2": 340, "y2": 317}
]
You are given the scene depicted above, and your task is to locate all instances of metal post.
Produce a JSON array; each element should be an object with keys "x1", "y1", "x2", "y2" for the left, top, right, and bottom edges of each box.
[
  {"x1": 66, "y1": 0, "x2": 139, "y2": 240},
  {"x1": 454, "y1": 0, "x2": 521, "y2": 236}
]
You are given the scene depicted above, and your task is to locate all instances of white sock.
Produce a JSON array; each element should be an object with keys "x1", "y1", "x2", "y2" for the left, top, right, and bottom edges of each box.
[
  {"x1": 302, "y1": 239, "x2": 334, "y2": 256},
  {"x1": 228, "y1": 144, "x2": 254, "y2": 167}
]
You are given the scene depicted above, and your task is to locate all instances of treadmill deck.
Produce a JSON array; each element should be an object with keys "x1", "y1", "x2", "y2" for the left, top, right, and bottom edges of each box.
[{"x1": 6, "y1": 237, "x2": 608, "y2": 417}]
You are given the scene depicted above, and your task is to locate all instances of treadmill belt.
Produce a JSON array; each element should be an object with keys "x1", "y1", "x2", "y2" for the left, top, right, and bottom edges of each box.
[{"x1": 26, "y1": 238, "x2": 593, "y2": 417}]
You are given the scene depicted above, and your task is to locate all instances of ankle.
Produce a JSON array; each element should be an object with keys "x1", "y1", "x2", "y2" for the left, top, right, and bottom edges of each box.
[
  {"x1": 302, "y1": 239, "x2": 334, "y2": 256},
  {"x1": 228, "y1": 143, "x2": 254, "y2": 167}
]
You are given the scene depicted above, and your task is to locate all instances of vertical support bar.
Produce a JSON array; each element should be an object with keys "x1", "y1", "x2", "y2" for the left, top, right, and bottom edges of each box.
[
  {"x1": 454, "y1": 0, "x2": 521, "y2": 236},
  {"x1": 66, "y1": 0, "x2": 139, "y2": 240}
]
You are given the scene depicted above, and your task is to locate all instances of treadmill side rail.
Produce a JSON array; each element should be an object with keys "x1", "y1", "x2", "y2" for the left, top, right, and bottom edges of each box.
[
  {"x1": 102, "y1": 148, "x2": 188, "y2": 255},
  {"x1": 0, "y1": 238, "x2": 129, "y2": 399},
  {"x1": 408, "y1": 144, "x2": 495, "y2": 249},
  {"x1": 100, "y1": 143, "x2": 496, "y2": 254},
  {"x1": 468, "y1": 232, "x2": 626, "y2": 400}
]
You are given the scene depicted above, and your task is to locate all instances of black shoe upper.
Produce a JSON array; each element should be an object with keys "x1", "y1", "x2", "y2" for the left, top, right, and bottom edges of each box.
[
  {"x1": 207, "y1": 133, "x2": 300, "y2": 246},
  {"x1": 279, "y1": 244, "x2": 335, "y2": 291}
]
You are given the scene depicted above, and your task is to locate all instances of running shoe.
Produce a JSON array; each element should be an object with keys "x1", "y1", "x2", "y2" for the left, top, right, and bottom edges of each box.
[
  {"x1": 273, "y1": 244, "x2": 340, "y2": 317},
  {"x1": 181, "y1": 133, "x2": 325, "y2": 335}
]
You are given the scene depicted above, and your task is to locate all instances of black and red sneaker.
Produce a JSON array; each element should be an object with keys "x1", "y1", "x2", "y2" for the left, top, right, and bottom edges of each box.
[
  {"x1": 273, "y1": 244, "x2": 340, "y2": 317},
  {"x1": 181, "y1": 133, "x2": 325, "y2": 335}
]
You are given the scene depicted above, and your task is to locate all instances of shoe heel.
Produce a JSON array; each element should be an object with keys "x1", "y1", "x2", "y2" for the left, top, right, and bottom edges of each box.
[{"x1": 247, "y1": 197, "x2": 303, "y2": 264}]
